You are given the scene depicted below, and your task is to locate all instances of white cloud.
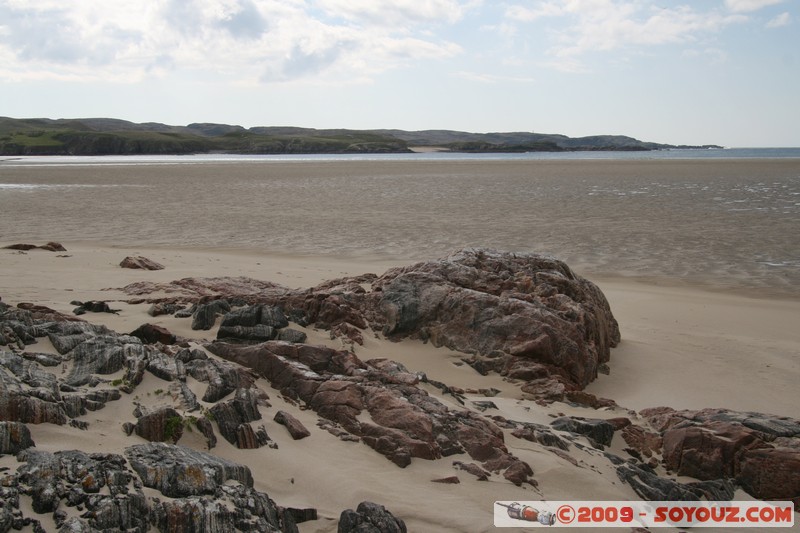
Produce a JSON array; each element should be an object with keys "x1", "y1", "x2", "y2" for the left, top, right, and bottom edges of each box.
[
  {"x1": 766, "y1": 11, "x2": 791, "y2": 27},
  {"x1": 503, "y1": 1, "x2": 746, "y2": 69},
  {"x1": 315, "y1": 0, "x2": 469, "y2": 25},
  {"x1": 724, "y1": 0, "x2": 784, "y2": 13},
  {"x1": 0, "y1": 0, "x2": 464, "y2": 84},
  {"x1": 505, "y1": 1, "x2": 566, "y2": 22}
]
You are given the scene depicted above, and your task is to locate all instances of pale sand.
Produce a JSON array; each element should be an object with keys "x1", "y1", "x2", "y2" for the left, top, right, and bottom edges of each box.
[{"x1": 2, "y1": 243, "x2": 798, "y2": 531}]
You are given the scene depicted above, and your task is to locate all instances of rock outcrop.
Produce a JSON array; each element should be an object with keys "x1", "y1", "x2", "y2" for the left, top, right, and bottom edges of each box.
[
  {"x1": 206, "y1": 340, "x2": 536, "y2": 484},
  {"x1": 3, "y1": 242, "x2": 66, "y2": 252},
  {"x1": 0, "y1": 443, "x2": 299, "y2": 532},
  {"x1": 9, "y1": 247, "x2": 794, "y2": 528},
  {"x1": 644, "y1": 407, "x2": 800, "y2": 507},
  {"x1": 117, "y1": 249, "x2": 620, "y2": 400},
  {"x1": 120, "y1": 256, "x2": 165, "y2": 270}
]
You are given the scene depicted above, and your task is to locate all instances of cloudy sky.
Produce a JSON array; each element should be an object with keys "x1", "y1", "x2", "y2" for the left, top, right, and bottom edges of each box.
[{"x1": 1, "y1": 0, "x2": 797, "y2": 146}]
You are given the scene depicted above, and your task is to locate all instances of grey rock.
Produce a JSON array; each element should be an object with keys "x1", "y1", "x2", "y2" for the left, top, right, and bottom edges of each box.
[
  {"x1": 185, "y1": 357, "x2": 255, "y2": 403},
  {"x1": 551, "y1": 417, "x2": 615, "y2": 447},
  {"x1": 260, "y1": 306, "x2": 289, "y2": 329},
  {"x1": 217, "y1": 324, "x2": 275, "y2": 343},
  {"x1": 146, "y1": 350, "x2": 185, "y2": 381},
  {"x1": 277, "y1": 328, "x2": 307, "y2": 343},
  {"x1": 210, "y1": 388, "x2": 263, "y2": 447},
  {"x1": 338, "y1": 501, "x2": 407, "y2": 533},
  {"x1": 0, "y1": 421, "x2": 35, "y2": 453},
  {"x1": 191, "y1": 300, "x2": 230, "y2": 331},
  {"x1": 125, "y1": 442, "x2": 253, "y2": 497},
  {"x1": 616, "y1": 463, "x2": 736, "y2": 501},
  {"x1": 221, "y1": 305, "x2": 261, "y2": 327},
  {"x1": 0, "y1": 352, "x2": 67, "y2": 424}
]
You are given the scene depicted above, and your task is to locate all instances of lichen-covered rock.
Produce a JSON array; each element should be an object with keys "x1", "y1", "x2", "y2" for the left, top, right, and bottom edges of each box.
[
  {"x1": 4, "y1": 444, "x2": 294, "y2": 532},
  {"x1": 217, "y1": 324, "x2": 275, "y2": 343},
  {"x1": 616, "y1": 463, "x2": 736, "y2": 502},
  {"x1": 125, "y1": 442, "x2": 253, "y2": 497},
  {"x1": 64, "y1": 335, "x2": 152, "y2": 387}
]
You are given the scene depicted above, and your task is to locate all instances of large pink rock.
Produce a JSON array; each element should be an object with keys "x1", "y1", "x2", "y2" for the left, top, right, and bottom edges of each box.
[{"x1": 118, "y1": 249, "x2": 620, "y2": 395}]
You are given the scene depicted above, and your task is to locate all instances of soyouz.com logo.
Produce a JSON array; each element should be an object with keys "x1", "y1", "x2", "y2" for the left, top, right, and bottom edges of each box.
[{"x1": 493, "y1": 501, "x2": 795, "y2": 528}]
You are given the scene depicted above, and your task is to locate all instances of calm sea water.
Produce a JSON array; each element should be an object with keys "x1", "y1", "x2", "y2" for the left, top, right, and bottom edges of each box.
[
  {"x1": 2, "y1": 150, "x2": 799, "y2": 296},
  {"x1": 2, "y1": 147, "x2": 800, "y2": 166}
]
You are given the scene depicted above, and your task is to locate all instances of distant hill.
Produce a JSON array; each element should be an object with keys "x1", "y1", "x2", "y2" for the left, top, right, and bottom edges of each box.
[{"x1": 0, "y1": 117, "x2": 720, "y2": 156}]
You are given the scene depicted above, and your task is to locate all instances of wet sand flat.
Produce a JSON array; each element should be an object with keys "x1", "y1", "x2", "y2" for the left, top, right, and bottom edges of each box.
[{"x1": 2, "y1": 158, "x2": 799, "y2": 296}]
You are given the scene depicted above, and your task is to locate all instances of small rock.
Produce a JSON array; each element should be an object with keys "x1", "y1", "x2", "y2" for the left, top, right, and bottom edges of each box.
[
  {"x1": 274, "y1": 410, "x2": 311, "y2": 440},
  {"x1": 119, "y1": 256, "x2": 164, "y2": 270},
  {"x1": 338, "y1": 501, "x2": 407, "y2": 533},
  {"x1": 130, "y1": 323, "x2": 176, "y2": 345}
]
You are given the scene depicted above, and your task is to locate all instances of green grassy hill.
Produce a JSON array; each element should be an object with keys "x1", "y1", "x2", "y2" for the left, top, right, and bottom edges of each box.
[{"x1": 0, "y1": 117, "x2": 718, "y2": 155}]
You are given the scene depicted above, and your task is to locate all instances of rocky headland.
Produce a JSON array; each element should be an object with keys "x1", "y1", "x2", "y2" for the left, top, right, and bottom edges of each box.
[{"x1": 1, "y1": 248, "x2": 797, "y2": 532}]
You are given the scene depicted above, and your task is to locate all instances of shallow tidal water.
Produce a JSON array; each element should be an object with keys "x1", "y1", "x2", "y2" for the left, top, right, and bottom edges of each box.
[{"x1": 1, "y1": 157, "x2": 799, "y2": 297}]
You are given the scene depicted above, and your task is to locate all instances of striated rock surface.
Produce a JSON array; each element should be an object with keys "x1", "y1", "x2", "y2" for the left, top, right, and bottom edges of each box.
[
  {"x1": 125, "y1": 442, "x2": 253, "y2": 497},
  {"x1": 209, "y1": 388, "x2": 264, "y2": 448},
  {"x1": 0, "y1": 421, "x2": 35, "y2": 453}
]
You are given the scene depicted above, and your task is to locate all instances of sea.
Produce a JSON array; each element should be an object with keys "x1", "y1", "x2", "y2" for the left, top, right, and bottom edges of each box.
[{"x1": 2, "y1": 148, "x2": 799, "y2": 297}]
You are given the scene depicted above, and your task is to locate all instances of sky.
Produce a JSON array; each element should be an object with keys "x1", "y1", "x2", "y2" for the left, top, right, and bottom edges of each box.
[{"x1": 1, "y1": 0, "x2": 798, "y2": 147}]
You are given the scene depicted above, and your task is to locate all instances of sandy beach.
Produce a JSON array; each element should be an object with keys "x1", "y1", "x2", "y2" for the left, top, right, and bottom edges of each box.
[
  {"x1": 1, "y1": 157, "x2": 799, "y2": 531},
  {"x1": 2, "y1": 243, "x2": 798, "y2": 419}
]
